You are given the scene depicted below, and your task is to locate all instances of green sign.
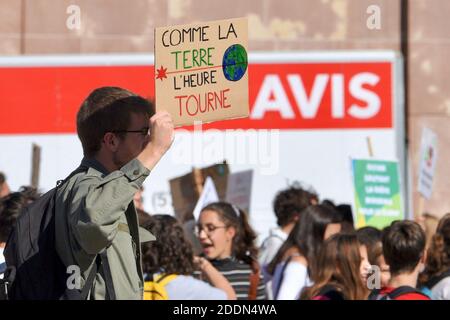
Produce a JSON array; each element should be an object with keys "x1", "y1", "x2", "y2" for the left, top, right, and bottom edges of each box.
[{"x1": 351, "y1": 159, "x2": 403, "y2": 229}]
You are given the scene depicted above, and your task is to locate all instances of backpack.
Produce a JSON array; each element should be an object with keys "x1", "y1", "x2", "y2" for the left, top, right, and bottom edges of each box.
[
  {"x1": 143, "y1": 274, "x2": 178, "y2": 300},
  {"x1": 0, "y1": 167, "x2": 115, "y2": 300},
  {"x1": 368, "y1": 286, "x2": 430, "y2": 300}
]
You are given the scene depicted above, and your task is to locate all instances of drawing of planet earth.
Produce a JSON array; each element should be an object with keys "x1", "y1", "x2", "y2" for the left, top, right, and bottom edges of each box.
[{"x1": 222, "y1": 44, "x2": 248, "y2": 81}]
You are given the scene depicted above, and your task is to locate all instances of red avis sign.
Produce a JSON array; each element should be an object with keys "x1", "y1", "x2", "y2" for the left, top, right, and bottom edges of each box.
[
  {"x1": 0, "y1": 61, "x2": 391, "y2": 134},
  {"x1": 206, "y1": 62, "x2": 391, "y2": 130}
]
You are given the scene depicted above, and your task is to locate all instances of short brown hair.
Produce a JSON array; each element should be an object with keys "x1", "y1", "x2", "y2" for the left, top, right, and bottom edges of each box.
[
  {"x1": 77, "y1": 86, "x2": 154, "y2": 157},
  {"x1": 273, "y1": 184, "x2": 318, "y2": 227},
  {"x1": 382, "y1": 220, "x2": 426, "y2": 276},
  {"x1": 419, "y1": 213, "x2": 450, "y2": 286}
]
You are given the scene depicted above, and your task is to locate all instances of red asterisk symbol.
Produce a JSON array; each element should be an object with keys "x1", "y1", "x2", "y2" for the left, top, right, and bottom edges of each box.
[{"x1": 156, "y1": 65, "x2": 168, "y2": 81}]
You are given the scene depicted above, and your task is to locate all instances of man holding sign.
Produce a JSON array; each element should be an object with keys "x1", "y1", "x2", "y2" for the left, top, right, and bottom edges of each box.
[
  {"x1": 54, "y1": 87, "x2": 174, "y2": 299},
  {"x1": 155, "y1": 17, "x2": 249, "y2": 126}
]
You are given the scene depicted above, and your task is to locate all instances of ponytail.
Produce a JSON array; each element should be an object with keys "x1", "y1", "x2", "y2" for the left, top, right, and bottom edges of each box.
[{"x1": 234, "y1": 206, "x2": 258, "y2": 265}]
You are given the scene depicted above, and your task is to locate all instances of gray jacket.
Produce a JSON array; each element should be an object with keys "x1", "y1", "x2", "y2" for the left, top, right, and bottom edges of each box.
[{"x1": 55, "y1": 157, "x2": 153, "y2": 299}]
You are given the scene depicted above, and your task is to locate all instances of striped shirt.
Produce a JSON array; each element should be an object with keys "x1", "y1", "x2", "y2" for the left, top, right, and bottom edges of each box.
[{"x1": 196, "y1": 258, "x2": 266, "y2": 300}]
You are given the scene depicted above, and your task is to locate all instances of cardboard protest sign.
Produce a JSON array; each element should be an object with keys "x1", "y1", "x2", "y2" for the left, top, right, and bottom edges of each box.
[
  {"x1": 169, "y1": 162, "x2": 229, "y2": 221},
  {"x1": 155, "y1": 17, "x2": 249, "y2": 127},
  {"x1": 225, "y1": 170, "x2": 253, "y2": 214},
  {"x1": 351, "y1": 159, "x2": 403, "y2": 229},
  {"x1": 192, "y1": 176, "x2": 220, "y2": 221},
  {"x1": 418, "y1": 127, "x2": 438, "y2": 199}
]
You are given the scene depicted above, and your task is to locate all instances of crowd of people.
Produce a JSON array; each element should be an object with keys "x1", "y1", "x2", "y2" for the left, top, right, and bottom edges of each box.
[{"x1": 0, "y1": 86, "x2": 449, "y2": 300}]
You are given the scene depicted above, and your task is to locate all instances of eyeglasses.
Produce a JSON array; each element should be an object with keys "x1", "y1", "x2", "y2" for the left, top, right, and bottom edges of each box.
[
  {"x1": 194, "y1": 224, "x2": 228, "y2": 236},
  {"x1": 111, "y1": 127, "x2": 150, "y2": 136}
]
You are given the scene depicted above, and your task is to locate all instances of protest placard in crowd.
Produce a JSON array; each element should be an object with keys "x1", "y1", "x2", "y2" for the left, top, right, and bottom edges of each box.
[
  {"x1": 418, "y1": 127, "x2": 438, "y2": 200},
  {"x1": 351, "y1": 158, "x2": 403, "y2": 228},
  {"x1": 225, "y1": 169, "x2": 253, "y2": 214},
  {"x1": 192, "y1": 176, "x2": 220, "y2": 221},
  {"x1": 155, "y1": 17, "x2": 249, "y2": 126},
  {"x1": 169, "y1": 162, "x2": 229, "y2": 221}
]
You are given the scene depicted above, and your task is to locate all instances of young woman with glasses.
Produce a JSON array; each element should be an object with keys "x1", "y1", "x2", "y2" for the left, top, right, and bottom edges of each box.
[{"x1": 196, "y1": 202, "x2": 266, "y2": 300}]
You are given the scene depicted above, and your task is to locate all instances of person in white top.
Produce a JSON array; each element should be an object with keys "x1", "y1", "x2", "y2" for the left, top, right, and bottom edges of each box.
[
  {"x1": 430, "y1": 277, "x2": 450, "y2": 300},
  {"x1": 266, "y1": 205, "x2": 342, "y2": 300},
  {"x1": 259, "y1": 185, "x2": 318, "y2": 268},
  {"x1": 274, "y1": 255, "x2": 313, "y2": 300},
  {"x1": 418, "y1": 213, "x2": 450, "y2": 300}
]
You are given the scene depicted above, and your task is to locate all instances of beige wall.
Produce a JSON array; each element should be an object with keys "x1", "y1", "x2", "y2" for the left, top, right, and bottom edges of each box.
[
  {"x1": 409, "y1": 0, "x2": 450, "y2": 219},
  {"x1": 0, "y1": 0, "x2": 448, "y2": 218}
]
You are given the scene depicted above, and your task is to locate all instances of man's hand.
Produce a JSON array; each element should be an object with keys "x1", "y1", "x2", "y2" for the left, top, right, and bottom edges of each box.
[{"x1": 137, "y1": 111, "x2": 174, "y2": 170}]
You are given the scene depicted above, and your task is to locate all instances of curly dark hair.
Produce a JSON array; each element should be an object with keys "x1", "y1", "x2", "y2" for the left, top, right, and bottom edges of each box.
[
  {"x1": 201, "y1": 202, "x2": 258, "y2": 266},
  {"x1": 273, "y1": 184, "x2": 318, "y2": 227},
  {"x1": 141, "y1": 214, "x2": 195, "y2": 276},
  {"x1": 419, "y1": 213, "x2": 450, "y2": 286},
  {"x1": 0, "y1": 186, "x2": 41, "y2": 242}
]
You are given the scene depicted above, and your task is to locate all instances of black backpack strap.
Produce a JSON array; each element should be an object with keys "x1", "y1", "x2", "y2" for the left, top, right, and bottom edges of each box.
[
  {"x1": 388, "y1": 286, "x2": 427, "y2": 299},
  {"x1": 60, "y1": 254, "x2": 101, "y2": 300},
  {"x1": 99, "y1": 251, "x2": 116, "y2": 300},
  {"x1": 64, "y1": 252, "x2": 115, "y2": 300},
  {"x1": 56, "y1": 165, "x2": 88, "y2": 188},
  {"x1": 80, "y1": 255, "x2": 102, "y2": 300},
  {"x1": 368, "y1": 288, "x2": 382, "y2": 300},
  {"x1": 425, "y1": 269, "x2": 450, "y2": 290},
  {"x1": 368, "y1": 287, "x2": 425, "y2": 300}
]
